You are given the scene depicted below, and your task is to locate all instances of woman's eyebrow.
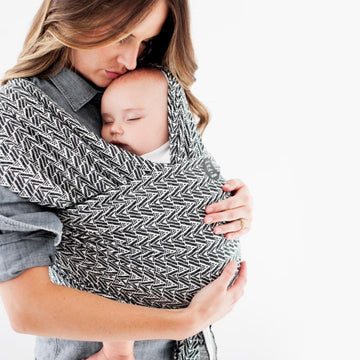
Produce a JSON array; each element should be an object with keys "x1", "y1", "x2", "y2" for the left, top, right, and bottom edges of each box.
[{"x1": 130, "y1": 33, "x2": 158, "y2": 42}]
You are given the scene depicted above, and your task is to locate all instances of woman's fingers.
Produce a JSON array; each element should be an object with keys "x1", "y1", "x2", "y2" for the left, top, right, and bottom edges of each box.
[
  {"x1": 208, "y1": 218, "x2": 251, "y2": 238},
  {"x1": 205, "y1": 207, "x2": 251, "y2": 226},
  {"x1": 206, "y1": 180, "x2": 251, "y2": 214},
  {"x1": 217, "y1": 260, "x2": 247, "y2": 304},
  {"x1": 205, "y1": 178, "x2": 253, "y2": 238},
  {"x1": 187, "y1": 260, "x2": 247, "y2": 333},
  {"x1": 222, "y1": 178, "x2": 246, "y2": 192},
  {"x1": 206, "y1": 190, "x2": 252, "y2": 215},
  {"x1": 229, "y1": 261, "x2": 247, "y2": 294},
  {"x1": 228, "y1": 261, "x2": 247, "y2": 303},
  {"x1": 224, "y1": 227, "x2": 251, "y2": 240},
  {"x1": 218, "y1": 260, "x2": 238, "y2": 287}
]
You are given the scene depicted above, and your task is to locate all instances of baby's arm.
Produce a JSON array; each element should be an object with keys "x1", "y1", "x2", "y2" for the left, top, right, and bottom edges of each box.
[{"x1": 84, "y1": 341, "x2": 135, "y2": 360}]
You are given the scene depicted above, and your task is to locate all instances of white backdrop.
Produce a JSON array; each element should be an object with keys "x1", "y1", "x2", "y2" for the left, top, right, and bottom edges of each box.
[{"x1": 1, "y1": 1, "x2": 359, "y2": 359}]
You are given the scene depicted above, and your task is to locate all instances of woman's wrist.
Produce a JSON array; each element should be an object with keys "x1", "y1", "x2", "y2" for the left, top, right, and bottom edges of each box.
[{"x1": 168, "y1": 307, "x2": 203, "y2": 340}]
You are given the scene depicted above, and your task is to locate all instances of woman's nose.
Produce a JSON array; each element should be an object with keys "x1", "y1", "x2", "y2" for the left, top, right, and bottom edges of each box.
[{"x1": 117, "y1": 42, "x2": 140, "y2": 71}]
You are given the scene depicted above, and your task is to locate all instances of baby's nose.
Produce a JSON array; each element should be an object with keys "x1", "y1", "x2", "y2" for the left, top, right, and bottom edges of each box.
[{"x1": 111, "y1": 124, "x2": 124, "y2": 135}]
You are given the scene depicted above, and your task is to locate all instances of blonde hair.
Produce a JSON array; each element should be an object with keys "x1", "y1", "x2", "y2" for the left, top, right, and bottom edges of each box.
[{"x1": 2, "y1": 0, "x2": 209, "y2": 132}]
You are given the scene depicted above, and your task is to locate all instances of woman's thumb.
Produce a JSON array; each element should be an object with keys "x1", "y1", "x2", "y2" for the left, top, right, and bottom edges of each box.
[{"x1": 220, "y1": 261, "x2": 238, "y2": 284}]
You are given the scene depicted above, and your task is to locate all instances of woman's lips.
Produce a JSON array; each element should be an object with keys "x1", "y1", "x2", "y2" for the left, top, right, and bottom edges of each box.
[{"x1": 105, "y1": 70, "x2": 123, "y2": 79}]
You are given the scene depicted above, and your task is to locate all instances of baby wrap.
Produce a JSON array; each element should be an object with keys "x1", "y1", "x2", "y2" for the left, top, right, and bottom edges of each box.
[{"x1": 0, "y1": 67, "x2": 241, "y2": 359}]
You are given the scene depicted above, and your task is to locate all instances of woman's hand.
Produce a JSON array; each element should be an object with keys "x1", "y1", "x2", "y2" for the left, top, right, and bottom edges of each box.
[
  {"x1": 204, "y1": 179, "x2": 253, "y2": 240},
  {"x1": 186, "y1": 261, "x2": 247, "y2": 335}
]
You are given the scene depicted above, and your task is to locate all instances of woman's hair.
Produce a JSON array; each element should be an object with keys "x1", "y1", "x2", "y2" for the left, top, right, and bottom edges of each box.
[{"x1": 1, "y1": 0, "x2": 209, "y2": 132}]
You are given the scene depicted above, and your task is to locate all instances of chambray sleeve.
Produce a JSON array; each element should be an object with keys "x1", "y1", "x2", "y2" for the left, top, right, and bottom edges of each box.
[{"x1": 0, "y1": 185, "x2": 63, "y2": 282}]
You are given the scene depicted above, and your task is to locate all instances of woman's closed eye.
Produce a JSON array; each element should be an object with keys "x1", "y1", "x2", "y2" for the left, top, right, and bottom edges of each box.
[
  {"x1": 117, "y1": 35, "x2": 153, "y2": 47},
  {"x1": 117, "y1": 35, "x2": 131, "y2": 45}
]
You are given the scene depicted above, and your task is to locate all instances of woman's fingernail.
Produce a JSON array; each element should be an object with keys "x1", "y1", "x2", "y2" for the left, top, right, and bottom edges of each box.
[{"x1": 207, "y1": 206, "x2": 213, "y2": 213}]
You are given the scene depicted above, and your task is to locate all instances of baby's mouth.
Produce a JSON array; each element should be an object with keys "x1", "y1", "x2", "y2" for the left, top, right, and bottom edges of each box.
[{"x1": 111, "y1": 141, "x2": 129, "y2": 151}]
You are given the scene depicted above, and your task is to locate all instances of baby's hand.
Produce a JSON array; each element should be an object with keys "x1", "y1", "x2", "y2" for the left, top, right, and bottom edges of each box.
[{"x1": 83, "y1": 341, "x2": 135, "y2": 360}]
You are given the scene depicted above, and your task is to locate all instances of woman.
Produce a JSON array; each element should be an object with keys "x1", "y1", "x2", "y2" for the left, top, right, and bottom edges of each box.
[{"x1": 0, "y1": 1, "x2": 251, "y2": 359}]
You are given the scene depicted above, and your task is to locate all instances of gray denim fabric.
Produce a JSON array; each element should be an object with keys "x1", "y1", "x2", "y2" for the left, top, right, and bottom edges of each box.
[
  {"x1": 0, "y1": 68, "x2": 215, "y2": 360},
  {"x1": 0, "y1": 186, "x2": 61, "y2": 281},
  {"x1": 34, "y1": 338, "x2": 213, "y2": 360}
]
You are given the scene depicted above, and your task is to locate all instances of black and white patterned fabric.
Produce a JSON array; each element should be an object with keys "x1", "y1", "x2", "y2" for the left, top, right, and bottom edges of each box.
[{"x1": 0, "y1": 67, "x2": 241, "y2": 360}]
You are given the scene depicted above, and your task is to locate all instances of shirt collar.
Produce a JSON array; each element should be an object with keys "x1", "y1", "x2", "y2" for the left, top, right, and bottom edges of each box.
[{"x1": 49, "y1": 67, "x2": 103, "y2": 112}]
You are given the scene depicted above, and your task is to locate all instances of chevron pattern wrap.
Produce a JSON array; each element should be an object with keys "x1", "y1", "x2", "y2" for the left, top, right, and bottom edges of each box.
[{"x1": 0, "y1": 67, "x2": 241, "y2": 359}]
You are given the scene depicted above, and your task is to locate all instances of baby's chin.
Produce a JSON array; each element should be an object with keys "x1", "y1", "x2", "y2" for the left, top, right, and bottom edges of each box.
[
  {"x1": 110, "y1": 141, "x2": 126, "y2": 150},
  {"x1": 111, "y1": 142, "x2": 141, "y2": 156}
]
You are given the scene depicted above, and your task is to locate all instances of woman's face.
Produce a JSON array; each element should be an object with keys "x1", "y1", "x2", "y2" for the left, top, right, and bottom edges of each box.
[{"x1": 71, "y1": 0, "x2": 168, "y2": 87}]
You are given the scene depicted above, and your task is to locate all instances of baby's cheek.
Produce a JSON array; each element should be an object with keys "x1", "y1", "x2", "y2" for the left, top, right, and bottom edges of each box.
[{"x1": 101, "y1": 128, "x2": 110, "y2": 142}]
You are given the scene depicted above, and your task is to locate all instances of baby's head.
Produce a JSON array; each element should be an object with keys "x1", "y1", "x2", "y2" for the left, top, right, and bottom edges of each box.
[{"x1": 101, "y1": 67, "x2": 169, "y2": 156}]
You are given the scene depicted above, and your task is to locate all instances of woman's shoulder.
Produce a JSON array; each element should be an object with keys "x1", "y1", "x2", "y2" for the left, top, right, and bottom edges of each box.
[
  {"x1": 1, "y1": 67, "x2": 99, "y2": 102},
  {"x1": 1, "y1": 77, "x2": 31, "y2": 92},
  {"x1": 0, "y1": 76, "x2": 44, "y2": 107},
  {"x1": 0, "y1": 77, "x2": 42, "y2": 114}
]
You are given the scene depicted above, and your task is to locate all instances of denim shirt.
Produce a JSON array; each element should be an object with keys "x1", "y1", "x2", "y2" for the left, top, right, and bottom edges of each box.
[{"x1": 0, "y1": 68, "x2": 189, "y2": 360}]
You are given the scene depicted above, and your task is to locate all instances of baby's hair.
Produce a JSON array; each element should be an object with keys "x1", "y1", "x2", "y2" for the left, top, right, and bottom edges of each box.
[{"x1": 109, "y1": 67, "x2": 168, "y2": 89}]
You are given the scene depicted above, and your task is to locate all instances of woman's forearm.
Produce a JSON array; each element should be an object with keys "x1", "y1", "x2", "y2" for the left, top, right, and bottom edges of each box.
[
  {"x1": 0, "y1": 261, "x2": 246, "y2": 342},
  {"x1": 0, "y1": 266, "x2": 193, "y2": 341}
]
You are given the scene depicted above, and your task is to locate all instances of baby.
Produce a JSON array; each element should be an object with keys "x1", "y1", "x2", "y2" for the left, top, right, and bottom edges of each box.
[
  {"x1": 85, "y1": 67, "x2": 218, "y2": 360},
  {"x1": 85, "y1": 68, "x2": 177, "y2": 360},
  {"x1": 101, "y1": 67, "x2": 170, "y2": 163}
]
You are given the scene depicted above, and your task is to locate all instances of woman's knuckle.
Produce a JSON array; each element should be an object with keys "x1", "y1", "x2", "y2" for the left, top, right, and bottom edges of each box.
[
  {"x1": 226, "y1": 209, "x2": 236, "y2": 220},
  {"x1": 225, "y1": 196, "x2": 236, "y2": 208}
]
